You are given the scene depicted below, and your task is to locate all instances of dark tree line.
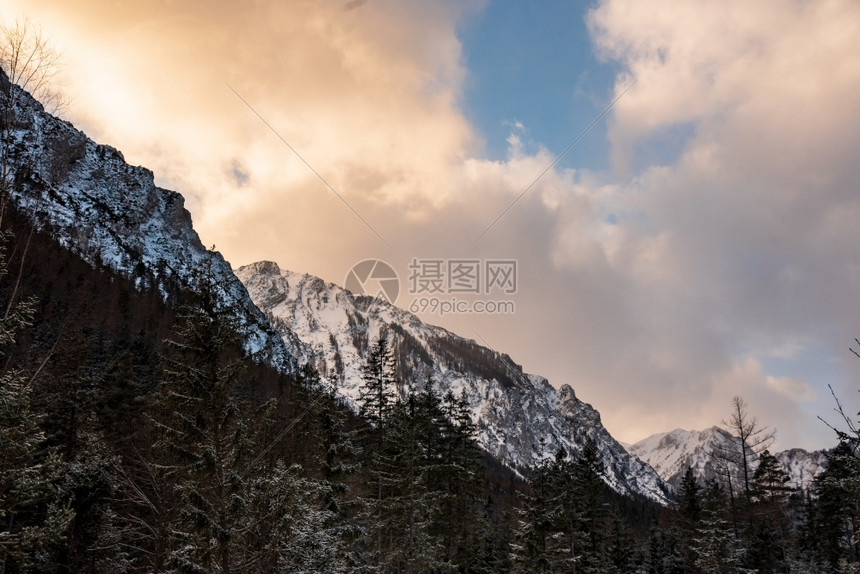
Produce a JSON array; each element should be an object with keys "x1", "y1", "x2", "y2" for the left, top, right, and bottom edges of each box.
[
  {"x1": 3, "y1": 201, "x2": 860, "y2": 572},
  {"x1": 0, "y1": 207, "x2": 516, "y2": 573},
  {"x1": 0, "y1": 206, "x2": 637, "y2": 573},
  {"x1": 637, "y1": 397, "x2": 860, "y2": 574}
]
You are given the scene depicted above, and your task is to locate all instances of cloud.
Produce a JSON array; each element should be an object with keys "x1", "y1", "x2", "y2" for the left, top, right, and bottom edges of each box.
[
  {"x1": 561, "y1": 0, "x2": 860, "y2": 446},
  {"x1": 766, "y1": 374, "x2": 817, "y2": 404},
  {"x1": 5, "y1": 0, "x2": 859, "y2": 450},
  {"x1": 10, "y1": 0, "x2": 482, "y2": 219}
]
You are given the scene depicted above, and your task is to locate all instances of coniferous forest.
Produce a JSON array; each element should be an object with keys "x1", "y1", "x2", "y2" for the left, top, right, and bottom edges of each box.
[
  {"x1": 2, "y1": 19, "x2": 860, "y2": 574},
  {"x1": 0, "y1": 200, "x2": 860, "y2": 573}
]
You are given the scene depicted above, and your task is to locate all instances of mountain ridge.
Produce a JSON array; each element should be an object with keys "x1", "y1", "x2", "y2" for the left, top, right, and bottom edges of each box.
[
  {"x1": 3, "y1": 68, "x2": 670, "y2": 504},
  {"x1": 1, "y1": 72, "x2": 295, "y2": 373},
  {"x1": 628, "y1": 426, "x2": 828, "y2": 491},
  {"x1": 236, "y1": 260, "x2": 674, "y2": 504}
]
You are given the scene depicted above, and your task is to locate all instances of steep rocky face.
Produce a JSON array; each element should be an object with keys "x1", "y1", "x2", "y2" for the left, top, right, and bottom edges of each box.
[
  {"x1": 1, "y1": 70, "x2": 669, "y2": 504},
  {"x1": 774, "y1": 448, "x2": 828, "y2": 492},
  {"x1": 1, "y1": 72, "x2": 294, "y2": 372},
  {"x1": 236, "y1": 261, "x2": 673, "y2": 504},
  {"x1": 628, "y1": 427, "x2": 827, "y2": 491},
  {"x1": 627, "y1": 427, "x2": 741, "y2": 489}
]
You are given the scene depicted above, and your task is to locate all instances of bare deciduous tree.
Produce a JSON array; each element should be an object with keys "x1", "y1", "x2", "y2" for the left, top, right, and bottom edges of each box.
[
  {"x1": 0, "y1": 17, "x2": 67, "y2": 114},
  {"x1": 0, "y1": 17, "x2": 68, "y2": 205},
  {"x1": 817, "y1": 339, "x2": 860, "y2": 447},
  {"x1": 722, "y1": 395, "x2": 776, "y2": 503}
]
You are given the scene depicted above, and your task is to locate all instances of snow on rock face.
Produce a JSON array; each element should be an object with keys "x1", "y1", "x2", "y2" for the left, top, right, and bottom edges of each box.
[
  {"x1": 628, "y1": 427, "x2": 828, "y2": 491},
  {"x1": 236, "y1": 261, "x2": 674, "y2": 505},
  {"x1": 627, "y1": 427, "x2": 738, "y2": 489},
  {"x1": 0, "y1": 70, "x2": 670, "y2": 504},
  {"x1": 775, "y1": 448, "x2": 829, "y2": 492},
  {"x1": 1, "y1": 74, "x2": 295, "y2": 373}
]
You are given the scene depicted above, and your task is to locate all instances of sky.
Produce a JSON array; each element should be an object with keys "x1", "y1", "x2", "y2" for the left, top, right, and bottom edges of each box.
[{"x1": 3, "y1": 0, "x2": 860, "y2": 450}]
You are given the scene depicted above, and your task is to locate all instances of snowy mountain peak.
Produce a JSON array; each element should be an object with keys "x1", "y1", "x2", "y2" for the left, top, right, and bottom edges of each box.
[
  {"x1": 2, "y1": 69, "x2": 669, "y2": 504},
  {"x1": 236, "y1": 262, "x2": 673, "y2": 505},
  {"x1": 629, "y1": 427, "x2": 827, "y2": 490},
  {"x1": 1, "y1": 72, "x2": 295, "y2": 373},
  {"x1": 558, "y1": 383, "x2": 577, "y2": 404}
]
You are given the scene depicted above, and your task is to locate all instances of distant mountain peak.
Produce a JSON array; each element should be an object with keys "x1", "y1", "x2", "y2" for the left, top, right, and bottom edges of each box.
[
  {"x1": 2, "y1": 67, "x2": 670, "y2": 504},
  {"x1": 237, "y1": 262, "x2": 673, "y2": 504},
  {"x1": 1, "y1": 67, "x2": 295, "y2": 373},
  {"x1": 629, "y1": 427, "x2": 827, "y2": 490}
]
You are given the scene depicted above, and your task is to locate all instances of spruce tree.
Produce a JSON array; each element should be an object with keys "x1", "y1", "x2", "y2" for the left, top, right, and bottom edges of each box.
[
  {"x1": 437, "y1": 388, "x2": 485, "y2": 570},
  {"x1": 511, "y1": 444, "x2": 609, "y2": 573},
  {"x1": 677, "y1": 467, "x2": 702, "y2": 572},
  {"x1": 572, "y1": 441, "x2": 612, "y2": 572},
  {"x1": 750, "y1": 449, "x2": 791, "y2": 505},
  {"x1": 692, "y1": 509, "x2": 747, "y2": 574},
  {"x1": 645, "y1": 527, "x2": 683, "y2": 574},
  {"x1": 244, "y1": 460, "x2": 353, "y2": 573},
  {"x1": 692, "y1": 476, "x2": 749, "y2": 574},
  {"x1": 150, "y1": 257, "x2": 256, "y2": 572},
  {"x1": 296, "y1": 364, "x2": 359, "y2": 525},
  {"x1": 56, "y1": 433, "x2": 131, "y2": 573},
  {"x1": 145, "y1": 255, "x2": 352, "y2": 572},
  {"x1": 679, "y1": 467, "x2": 701, "y2": 522},
  {"x1": 510, "y1": 450, "x2": 563, "y2": 573},
  {"x1": 357, "y1": 336, "x2": 396, "y2": 428},
  {"x1": 805, "y1": 441, "x2": 860, "y2": 569},
  {"x1": 0, "y1": 232, "x2": 72, "y2": 572},
  {"x1": 379, "y1": 390, "x2": 448, "y2": 573}
]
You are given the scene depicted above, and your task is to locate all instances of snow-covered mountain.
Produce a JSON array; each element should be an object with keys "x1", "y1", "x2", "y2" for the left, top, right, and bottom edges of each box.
[
  {"x1": 236, "y1": 262, "x2": 673, "y2": 505},
  {"x1": 628, "y1": 427, "x2": 827, "y2": 491},
  {"x1": 2, "y1": 68, "x2": 670, "y2": 504},
  {"x1": 774, "y1": 448, "x2": 829, "y2": 493},
  {"x1": 627, "y1": 427, "x2": 741, "y2": 489},
  {"x1": 0, "y1": 70, "x2": 295, "y2": 372}
]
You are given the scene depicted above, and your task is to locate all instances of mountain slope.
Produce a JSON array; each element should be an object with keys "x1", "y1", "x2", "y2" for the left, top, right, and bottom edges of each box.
[
  {"x1": 628, "y1": 427, "x2": 827, "y2": 490},
  {"x1": 236, "y1": 261, "x2": 673, "y2": 504},
  {"x1": 0, "y1": 71, "x2": 294, "y2": 372},
  {"x1": 1, "y1": 69, "x2": 669, "y2": 504},
  {"x1": 627, "y1": 427, "x2": 739, "y2": 489}
]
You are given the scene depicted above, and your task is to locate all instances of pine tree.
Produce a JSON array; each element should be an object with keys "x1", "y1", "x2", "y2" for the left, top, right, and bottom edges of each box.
[
  {"x1": 0, "y1": 232, "x2": 72, "y2": 572},
  {"x1": 675, "y1": 466, "x2": 702, "y2": 572},
  {"x1": 804, "y1": 441, "x2": 860, "y2": 569},
  {"x1": 692, "y1": 477, "x2": 750, "y2": 574},
  {"x1": 355, "y1": 335, "x2": 402, "y2": 570},
  {"x1": 510, "y1": 443, "x2": 610, "y2": 573},
  {"x1": 151, "y1": 258, "x2": 256, "y2": 572},
  {"x1": 678, "y1": 467, "x2": 701, "y2": 523},
  {"x1": 750, "y1": 449, "x2": 792, "y2": 505},
  {"x1": 357, "y1": 335, "x2": 396, "y2": 428}
]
